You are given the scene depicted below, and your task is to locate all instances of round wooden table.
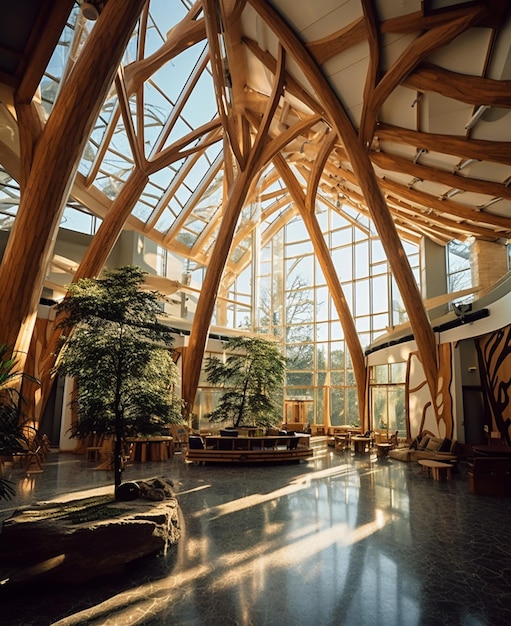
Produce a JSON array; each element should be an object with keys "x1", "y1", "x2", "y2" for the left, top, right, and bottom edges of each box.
[
  {"x1": 351, "y1": 436, "x2": 372, "y2": 453},
  {"x1": 376, "y1": 443, "x2": 392, "y2": 458}
]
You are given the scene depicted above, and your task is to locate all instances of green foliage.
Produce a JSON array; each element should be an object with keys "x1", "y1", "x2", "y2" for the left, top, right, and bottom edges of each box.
[
  {"x1": 53, "y1": 266, "x2": 183, "y2": 441},
  {"x1": 0, "y1": 346, "x2": 23, "y2": 449},
  {"x1": 0, "y1": 344, "x2": 38, "y2": 500},
  {"x1": 205, "y1": 336, "x2": 286, "y2": 428}
]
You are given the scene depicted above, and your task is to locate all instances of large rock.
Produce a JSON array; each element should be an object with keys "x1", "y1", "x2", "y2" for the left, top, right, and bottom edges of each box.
[{"x1": 0, "y1": 476, "x2": 180, "y2": 586}]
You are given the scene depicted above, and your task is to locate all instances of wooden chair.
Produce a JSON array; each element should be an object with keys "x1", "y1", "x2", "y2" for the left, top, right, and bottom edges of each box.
[
  {"x1": 169, "y1": 424, "x2": 191, "y2": 451},
  {"x1": 13, "y1": 438, "x2": 44, "y2": 473},
  {"x1": 86, "y1": 434, "x2": 105, "y2": 461},
  {"x1": 389, "y1": 431, "x2": 399, "y2": 449},
  {"x1": 92, "y1": 437, "x2": 115, "y2": 470}
]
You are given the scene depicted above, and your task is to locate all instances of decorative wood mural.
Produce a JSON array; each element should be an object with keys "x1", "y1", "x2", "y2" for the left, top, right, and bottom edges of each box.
[
  {"x1": 476, "y1": 326, "x2": 511, "y2": 445},
  {"x1": 406, "y1": 342, "x2": 454, "y2": 440}
]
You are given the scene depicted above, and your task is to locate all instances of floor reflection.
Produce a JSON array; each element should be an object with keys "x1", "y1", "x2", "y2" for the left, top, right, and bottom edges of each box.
[{"x1": 1, "y1": 442, "x2": 511, "y2": 625}]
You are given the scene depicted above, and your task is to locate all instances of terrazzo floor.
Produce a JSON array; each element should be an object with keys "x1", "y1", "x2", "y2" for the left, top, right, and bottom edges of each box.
[{"x1": 1, "y1": 439, "x2": 511, "y2": 626}]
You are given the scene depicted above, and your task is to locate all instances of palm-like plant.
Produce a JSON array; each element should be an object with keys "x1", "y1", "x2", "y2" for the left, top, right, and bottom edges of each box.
[{"x1": 0, "y1": 344, "x2": 35, "y2": 500}]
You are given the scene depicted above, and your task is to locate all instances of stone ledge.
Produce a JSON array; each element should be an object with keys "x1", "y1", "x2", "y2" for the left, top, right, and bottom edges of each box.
[{"x1": 0, "y1": 476, "x2": 180, "y2": 586}]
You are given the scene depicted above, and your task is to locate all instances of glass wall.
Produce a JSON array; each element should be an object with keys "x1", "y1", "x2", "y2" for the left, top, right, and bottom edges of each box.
[{"x1": 253, "y1": 204, "x2": 419, "y2": 428}]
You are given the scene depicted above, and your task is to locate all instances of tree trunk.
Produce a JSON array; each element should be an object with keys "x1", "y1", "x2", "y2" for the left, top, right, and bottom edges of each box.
[{"x1": 113, "y1": 410, "x2": 123, "y2": 497}]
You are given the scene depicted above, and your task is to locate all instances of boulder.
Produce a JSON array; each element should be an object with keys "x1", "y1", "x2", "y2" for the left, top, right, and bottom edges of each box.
[{"x1": 0, "y1": 476, "x2": 180, "y2": 586}]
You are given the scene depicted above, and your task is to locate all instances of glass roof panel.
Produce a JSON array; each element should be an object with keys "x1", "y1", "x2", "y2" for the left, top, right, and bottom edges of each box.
[
  {"x1": 154, "y1": 207, "x2": 178, "y2": 234},
  {"x1": 176, "y1": 229, "x2": 198, "y2": 247}
]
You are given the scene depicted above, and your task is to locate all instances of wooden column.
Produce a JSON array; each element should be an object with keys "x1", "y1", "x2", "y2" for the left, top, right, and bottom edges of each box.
[
  {"x1": 182, "y1": 171, "x2": 254, "y2": 414},
  {"x1": 181, "y1": 24, "x2": 287, "y2": 413},
  {"x1": 0, "y1": 0, "x2": 146, "y2": 366}
]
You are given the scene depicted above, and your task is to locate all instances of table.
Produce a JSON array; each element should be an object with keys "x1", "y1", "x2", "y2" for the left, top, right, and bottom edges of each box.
[
  {"x1": 351, "y1": 436, "x2": 372, "y2": 453},
  {"x1": 127, "y1": 436, "x2": 174, "y2": 463},
  {"x1": 376, "y1": 443, "x2": 392, "y2": 458},
  {"x1": 418, "y1": 459, "x2": 453, "y2": 481}
]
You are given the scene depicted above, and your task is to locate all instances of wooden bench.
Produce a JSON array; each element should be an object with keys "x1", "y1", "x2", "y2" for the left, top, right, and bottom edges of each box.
[
  {"x1": 468, "y1": 457, "x2": 511, "y2": 496},
  {"x1": 186, "y1": 434, "x2": 313, "y2": 464}
]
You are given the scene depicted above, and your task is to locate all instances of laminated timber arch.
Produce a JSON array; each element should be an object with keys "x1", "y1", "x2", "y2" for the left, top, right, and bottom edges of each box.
[
  {"x1": 248, "y1": 0, "x2": 440, "y2": 411},
  {"x1": 0, "y1": 0, "x2": 146, "y2": 368},
  {"x1": 181, "y1": 0, "x2": 290, "y2": 412}
]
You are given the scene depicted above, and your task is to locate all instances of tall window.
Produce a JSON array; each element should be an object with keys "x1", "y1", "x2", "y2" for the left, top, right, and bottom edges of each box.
[
  {"x1": 446, "y1": 240, "x2": 472, "y2": 296},
  {"x1": 254, "y1": 205, "x2": 419, "y2": 427},
  {"x1": 370, "y1": 363, "x2": 406, "y2": 436}
]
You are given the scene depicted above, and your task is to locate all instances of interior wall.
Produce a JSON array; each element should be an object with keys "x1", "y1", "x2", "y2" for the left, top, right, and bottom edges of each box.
[{"x1": 368, "y1": 278, "x2": 511, "y2": 445}]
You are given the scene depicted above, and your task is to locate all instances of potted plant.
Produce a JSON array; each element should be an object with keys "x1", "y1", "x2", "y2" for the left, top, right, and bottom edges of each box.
[
  {"x1": 204, "y1": 336, "x2": 286, "y2": 429},
  {"x1": 53, "y1": 266, "x2": 183, "y2": 498}
]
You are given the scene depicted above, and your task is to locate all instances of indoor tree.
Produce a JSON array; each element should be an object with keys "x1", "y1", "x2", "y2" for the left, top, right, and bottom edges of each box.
[
  {"x1": 53, "y1": 266, "x2": 182, "y2": 496},
  {"x1": 204, "y1": 336, "x2": 286, "y2": 429}
]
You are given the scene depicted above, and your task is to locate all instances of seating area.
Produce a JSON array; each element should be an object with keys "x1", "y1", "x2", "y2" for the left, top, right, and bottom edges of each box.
[
  {"x1": 0, "y1": 432, "x2": 51, "y2": 474},
  {"x1": 331, "y1": 429, "x2": 398, "y2": 456},
  {"x1": 185, "y1": 431, "x2": 313, "y2": 464},
  {"x1": 388, "y1": 432, "x2": 458, "y2": 463}
]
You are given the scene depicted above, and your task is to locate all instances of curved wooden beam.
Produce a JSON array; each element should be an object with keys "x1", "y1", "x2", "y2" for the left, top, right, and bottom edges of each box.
[
  {"x1": 376, "y1": 123, "x2": 511, "y2": 166},
  {"x1": 36, "y1": 168, "x2": 150, "y2": 420},
  {"x1": 306, "y1": 16, "x2": 366, "y2": 64},
  {"x1": 16, "y1": 102, "x2": 44, "y2": 189},
  {"x1": 147, "y1": 119, "x2": 223, "y2": 175},
  {"x1": 371, "y1": 150, "x2": 511, "y2": 202},
  {"x1": 306, "y1": 2, "x2": 507, "y2": 66},
  {"x1": 249, "y1": 0, "x2": 440, "y2": 408},
  {"x1": 380, "y1": 177, "x2": 511, "y2": 234},
  {"x1": 123, "y1": 10, "x2": 206, "y2": 96},
  {"x1": 361, "y1": 7, "x2": 485, "y2": 147},
  {"x1": 181, "y1": 40, "x2": 288, "y2": 413},
  {"x1": 203, "y1": 0, "x2": 245, "y2": 169},
  {"x1": 0, "y1": 0, "x2": 146, "y2": 365},
  {"x1": 358, "y1": 0, "x2": 381, "y2": 146},
  {"x1": 404, "y1": 63, "x2": 511, "y2": 108}
]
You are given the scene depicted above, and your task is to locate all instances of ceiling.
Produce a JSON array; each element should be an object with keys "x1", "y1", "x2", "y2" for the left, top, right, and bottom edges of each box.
[{"x1": 1, "y1": 0, "x2": 511, "y2": 297}]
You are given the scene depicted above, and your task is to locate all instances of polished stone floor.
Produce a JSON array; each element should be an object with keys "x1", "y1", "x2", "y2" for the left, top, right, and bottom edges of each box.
[{"x1": 1, "y1": 440, "x2": 511, "y2": 626}]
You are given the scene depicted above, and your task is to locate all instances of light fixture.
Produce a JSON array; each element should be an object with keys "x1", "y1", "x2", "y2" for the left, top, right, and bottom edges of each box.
[
  {"x1": 443, "y1": 188, "x2": 461, "y2": 199},
  {"x1": 81, "y1": 2, "x2": 100, "y2": 21},
  {"x1": 464, "y1": 105, "x2": 489, "y2": 130},
  {"x1": 413, "y1": 148, "x2": 427, "y2": 164},
  {"x1": 453, "y1": 302, "x2": 472, "y2": 318},
  {"x1": 455, "y1": 158, "x2": 478, "y2": 171}
]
